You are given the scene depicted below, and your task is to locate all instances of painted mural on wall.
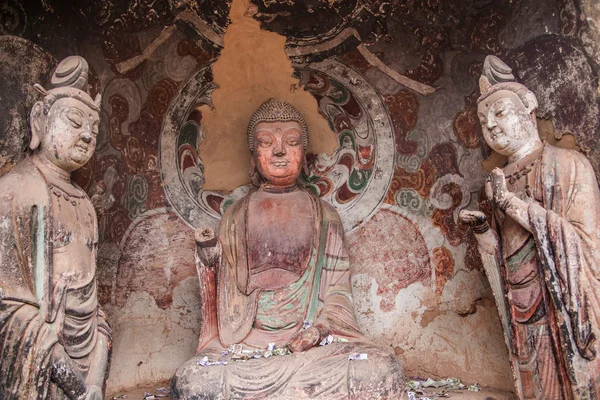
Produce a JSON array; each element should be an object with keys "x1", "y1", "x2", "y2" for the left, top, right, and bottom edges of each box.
[
  {"x1": 160, "y1": 59, "x2": 394, "y2": 233},
  {"x1": 1, "y1": 0, "x2": 600, "y2": 394}
]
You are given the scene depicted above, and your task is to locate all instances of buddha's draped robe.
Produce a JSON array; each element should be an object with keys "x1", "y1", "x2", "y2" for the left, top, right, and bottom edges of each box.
[
  {"x1": 0, "y1": 157, "x2": 111, "y2": 400},
  {"x1": 173, "y1": 189, "x2": 403, "y2": 399},
  {"x1": 492, "y1": 144, "x2": 600, "y2": 399}
]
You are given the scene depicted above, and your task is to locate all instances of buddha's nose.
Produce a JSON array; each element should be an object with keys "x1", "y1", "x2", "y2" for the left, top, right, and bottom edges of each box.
[
  {"x1": 80, "y1": 130, "x2": 93, "y2": 143},
  {"x1": 273, "y1": 143, "x2": 286, "y2": 156}
]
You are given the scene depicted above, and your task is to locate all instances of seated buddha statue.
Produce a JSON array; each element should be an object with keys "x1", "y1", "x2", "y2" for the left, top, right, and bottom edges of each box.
[{"x1": 172, "y1": 99, "x2": 404, "y2": 399}]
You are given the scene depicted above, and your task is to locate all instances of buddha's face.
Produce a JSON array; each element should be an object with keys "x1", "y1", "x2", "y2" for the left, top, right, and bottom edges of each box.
[
  {"x1": 253, "y1": 121, "x2": 304, "y2": 186},
  {"x1": 39, "y1": 97, "x2": 99, "y2": 172},
  {"x1": 477, "y1": 90, "x2": 538, "y2": 157}
]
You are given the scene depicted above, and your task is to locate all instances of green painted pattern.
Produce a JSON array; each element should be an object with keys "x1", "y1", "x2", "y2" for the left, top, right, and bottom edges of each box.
[
  {"x1": 505, "y1": 239, "x2": 537, "y2": 273},
  {"x1": 255, "y1": 249, "x2": 317, "y2": 331}
]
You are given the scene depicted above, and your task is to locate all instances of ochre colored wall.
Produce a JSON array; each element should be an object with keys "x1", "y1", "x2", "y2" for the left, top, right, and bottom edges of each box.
[{"x1": 198, "y1": 0, "x2": 337, "y2": 190}]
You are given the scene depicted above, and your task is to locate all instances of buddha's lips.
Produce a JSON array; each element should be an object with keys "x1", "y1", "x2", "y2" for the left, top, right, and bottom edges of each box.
[
  {"x1": 75, "y1": 144, "x2": 89, "y2": 152},
  {"x1": 271, "y1": 160, "x2": 288, "y2": 167}
]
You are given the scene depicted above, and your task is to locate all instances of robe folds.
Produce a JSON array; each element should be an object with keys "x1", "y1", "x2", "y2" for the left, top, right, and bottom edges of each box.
[
  {"x1": 172, "y1": 189, "x2": 404, "y2": 399},
  {"x1": 0, "y1": 157, "x2": 111, "y2": 400},
  {"x1": 492, "y1": 144, "x2": 600, "y2": 399},
  {"x1": 527, "y1": 145, "x2": 600, "y2": 397},
  {"x1": 216, "y1": 189, "x2": 365, "y2": 348}
]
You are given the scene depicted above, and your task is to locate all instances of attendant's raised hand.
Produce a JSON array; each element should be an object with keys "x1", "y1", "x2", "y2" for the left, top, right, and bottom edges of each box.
[{"x1": 488, "y1": 168, "x2": 514, "y2": 211}]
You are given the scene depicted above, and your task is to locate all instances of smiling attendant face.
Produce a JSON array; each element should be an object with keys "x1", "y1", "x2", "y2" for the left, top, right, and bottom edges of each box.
[
  {"x1": 477, "y1": 90, "x2": 538, "y2": 158},
  {"x1": 253, "y1": 120, "x2": 304, "y2": 187},
  {"x1": 39, "y1": 97, "x2": 100, "y2": 172}
]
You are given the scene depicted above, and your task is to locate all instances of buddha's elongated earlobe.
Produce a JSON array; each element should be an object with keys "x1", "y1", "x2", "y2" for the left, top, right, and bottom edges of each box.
[
  {"x1": 249, "y1": 157, "x2": 263, "y2": 187},
  {"x1": 302, "y1": 156, "x2": 309, "y2": 177},
  {"x1": 249, "y1": 157, "x2": 256, "y2": 177}
]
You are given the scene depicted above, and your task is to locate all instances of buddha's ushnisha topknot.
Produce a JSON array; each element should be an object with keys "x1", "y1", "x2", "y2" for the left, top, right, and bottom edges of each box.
[{"x1": 247, "y1": 99, "x2": 309, "y2": 151}]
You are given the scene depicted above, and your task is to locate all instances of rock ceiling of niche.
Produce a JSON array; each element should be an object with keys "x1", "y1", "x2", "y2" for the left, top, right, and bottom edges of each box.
[{"x1": 17, "y1": 0, "x2": 517, "y2": 62}]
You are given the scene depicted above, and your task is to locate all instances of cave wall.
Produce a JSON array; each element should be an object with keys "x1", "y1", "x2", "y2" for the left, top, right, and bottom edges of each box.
[{"x1": 0, "y1": 0, "x2": 598, "y2": 394}]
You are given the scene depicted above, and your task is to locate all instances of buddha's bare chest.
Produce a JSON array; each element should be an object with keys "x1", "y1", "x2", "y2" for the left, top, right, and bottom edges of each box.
[{"x1": 247, "y1": 190, "x2": 314, "y2": 289}]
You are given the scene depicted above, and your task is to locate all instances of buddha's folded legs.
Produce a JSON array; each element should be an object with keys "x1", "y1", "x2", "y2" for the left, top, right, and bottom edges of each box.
[{"x1": 172, "y1": 342, "x2": 403, "y2": 400}]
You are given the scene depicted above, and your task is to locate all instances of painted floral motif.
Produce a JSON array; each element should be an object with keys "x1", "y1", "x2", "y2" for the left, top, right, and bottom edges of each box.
[
  {"x1": 385, "y1": 160, "x2": 437, "y2": 203},
  {"x1": 430, "y1": 181, "x2": 468, "y2": 247},
  {"x1": 124, "y1": 174, "x2": 148, "y2": 220},
  {"x1": 385, "y1": 90, "x2": 420, "y2": 156},
  {"x1": 428, "y1": 143, "x2": 462, "y2": 178}
]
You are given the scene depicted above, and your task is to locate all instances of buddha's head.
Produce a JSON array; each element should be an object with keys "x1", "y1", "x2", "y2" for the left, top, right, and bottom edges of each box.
[
  {"x1": 247, "y1": 99, "x2": 308, "y2": 187},
  {"x1": 477, "y1": 56, "x2": 540, "y2": 158},
  {"x1": 30, "y1": 56, "x2": 101, "y2": 173}
]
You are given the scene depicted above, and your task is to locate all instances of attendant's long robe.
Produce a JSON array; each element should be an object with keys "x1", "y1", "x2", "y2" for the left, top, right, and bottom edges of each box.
[
  {"x1": 492, "y1": 144, "x2": 600, "y2": 399},
  {"x1": 0, "y1": 157, "x2": 111, "y2": 400}
]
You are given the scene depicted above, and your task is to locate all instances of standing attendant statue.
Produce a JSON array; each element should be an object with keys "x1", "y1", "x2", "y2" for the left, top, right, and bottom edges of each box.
[
  {"x1": 460, "y1": 56, "x2": 600, "y2": 399},
  {"x1": 172, "y1": 99, "x2": 404, "y2": 399},
  {"x1": 0, "y1": 56, "x2": 111, "y2": 400}
]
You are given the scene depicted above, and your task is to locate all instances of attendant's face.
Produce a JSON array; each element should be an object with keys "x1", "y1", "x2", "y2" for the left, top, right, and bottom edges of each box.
[
  {"x1": 40, "y1": 97, "x2": 99, "y2": 172},
  {"x1": 253, "y1": 121, "x2": 304, "y2": 186},
  {"x1": 477, "y1": 90, "x2": 538, "y2": 157}
]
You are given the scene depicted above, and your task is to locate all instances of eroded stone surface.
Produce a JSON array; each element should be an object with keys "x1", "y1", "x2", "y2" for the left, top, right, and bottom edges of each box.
[{"x1": 105, "y1": 280, "x2": 201, "y2": 392}]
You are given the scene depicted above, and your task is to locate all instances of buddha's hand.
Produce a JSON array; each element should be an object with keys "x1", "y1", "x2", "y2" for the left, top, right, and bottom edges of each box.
[
  {"x1": 288, "y1": 326, "x2": 322, "y2": 353},
  {"x1": 459, "y1": 210, "x2": 489, "y2": 234},
  {"x1": 195, "y1": 228, "x2": 217, "y2": 247},
  {"x1": 486, "y1": 168, "x2": 514, "y2": 212},
  {"x1": 195, "y1": 228, "x2": 221, "y2": 268}
]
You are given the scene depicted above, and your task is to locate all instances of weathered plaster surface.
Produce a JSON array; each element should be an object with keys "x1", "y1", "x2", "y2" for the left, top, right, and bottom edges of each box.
[
  {"x1": 349, "y1": 207, "x2": 513, "y2": 390},
  {"x1": 352, "y1": 274, "x2": 512, "y2": 390},
  {"x1": 103, "y1": 210, "x2": 200, "y2": 390},
  {"x1": 105, "y1": 278, "x2": 201, "y2": 394},
  {"x1": 507, "y1": 36, "x2": 599, "y2": 154},
  {"x1": 0, "y1": 36, "x2": 55, "y2": 173}
]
